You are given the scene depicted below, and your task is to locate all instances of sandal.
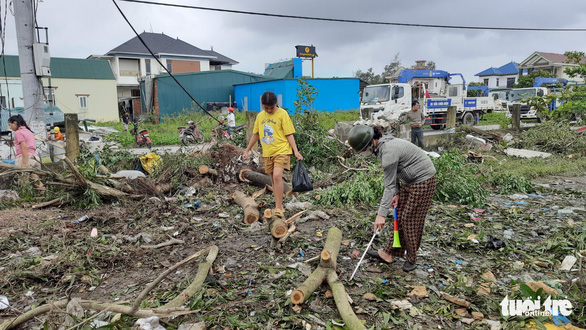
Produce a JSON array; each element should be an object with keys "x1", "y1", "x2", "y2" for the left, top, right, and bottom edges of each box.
[
  {"x1": 273, "y1": 208, "x2": 285, "y2": 218},
  {"x1": 402, "y1": 262, "x2": 417, "y2": 272},
  {"x1": 366, "y1": 250, "x2": 394, "y2": 264}
]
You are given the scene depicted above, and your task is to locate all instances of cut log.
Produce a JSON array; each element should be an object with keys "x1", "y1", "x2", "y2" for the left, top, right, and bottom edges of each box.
[
  {"x1": 263, "y1": 209, "x2": 273, "y2": 222},
  {"x1": 289, "y1": 227, "x2": 365, "y2": 329},
  {"x1": 231, "y1": 191, "x2": 260, "y2": 224},
  {"x1": 239, "y1": 169, "x2": 293, "y2": 195},
  {"x1": 198, "y1": 165, "x2": 218, "y2": 176},
  {"x1": 269, "y1": 218, "x2": 288, "y2": 238}
]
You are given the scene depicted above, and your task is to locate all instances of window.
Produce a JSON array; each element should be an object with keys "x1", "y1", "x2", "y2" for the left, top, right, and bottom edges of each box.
[
  {"x1": 507, "y1": 78, "x2": 516, "y2": 88},
  {"x1": 448, "y1": 86, "x2": 458, "y2": 97},
  {"x1": 496, "y1": 78, "x2": 500, "y2": 87},
  {"x1": 484, "y1": 79, "x2": 489, "y2": 85},
  {"x1": 131, "y1": 89, "x2": 140, "y2": 97},
  {"x1": 145, "y1": 59, "x2": 151, "y2": 75},
  {"x1": 78, "y1": 95, "x2": 88, "y2": 109},
  {"x1": 166, "y1": 59, "x2": 173, "y2": 73}
]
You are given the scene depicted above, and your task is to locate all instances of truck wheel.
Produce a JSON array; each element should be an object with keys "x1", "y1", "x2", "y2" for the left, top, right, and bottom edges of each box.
[
  {"x1": 462, "y1": 112, "x2": 475, "y2": 126},
  {"x1": 430, "y1": 124, "x2": 443, "y2": 130}
]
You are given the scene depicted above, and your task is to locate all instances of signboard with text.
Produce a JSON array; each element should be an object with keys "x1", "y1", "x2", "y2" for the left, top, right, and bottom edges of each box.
[{"x1": 295, "y1": 45, "x2": 317, "y2": 58}]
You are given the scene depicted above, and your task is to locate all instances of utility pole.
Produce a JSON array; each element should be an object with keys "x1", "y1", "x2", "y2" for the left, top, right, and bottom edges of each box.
[{"x1": 13, "y1": 0, "x2": 46, "y2": 138}]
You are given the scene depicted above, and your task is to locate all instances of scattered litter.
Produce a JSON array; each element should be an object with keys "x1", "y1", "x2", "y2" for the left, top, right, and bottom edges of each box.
[
  {"x1": 316, "y1": 232, "x2": 322, "y2": 237},
  {"x1": 0, "y1": 296, "x2": 9, "y2": 310},
  {"x1": 390, "y1": 300, "x2": 413, "y2": 310},
  {"x1": 0, "y1": 190, "x2": 19, "y2": 201},
  {"x1": 90, "y1": 228, "x2": 98, "y2": 237},
  {"x1": 247, "y1": 222, "x2": 262, "y2": 232},
  {"x1": 149, "y1": 197, "x2": 162, "y2": 203},
  {"x1": 65, "y1": 298, "x2": 85, "y2": 326},
  {"x1": 486, "y1": 236, "x2": 505, "y2": 249},
  {"x1": 557, "y1": 209, "x2": 574, "y2": 215},
  {"x1": 560, "y1": 256, "x2": 578, "y2": 271},
  {"x1": 425, "y1": 151, "x2": 441, "y2": 158},
  {"x1": 363, "y1": 293, "x2": 378, "y2": 301},
  {"x1": 503, "y1": 230, "x2": 514, "y2": 240},
  {"x1": 218, "y1": 212, "x2": 230, "y2": 218},
  {"x1": 268, "y1": 271, "x2": 286, "y2": 280},
  {"x1": 502, "y1": 133, "x2": 513, "y2": 142},
  {"x1": 509, "y1": 194, "x2": 528, "y2": 199},
  {"x1": 177, "y1": 322, "x2": 206, "y2": 330},
  {"x1": 135, "y1": 316, "x2": 166, "y2": 330},
  {"x1": 504, "y1": 148, "x2": 552, "y2": 159},
  {"x1": 465, "y1": 134, "x2": 486, "y2": 147},
  {"x1": 443, "y1": 128, "x2": 456, "y2": 134},
  {"x1": 284, "y1": 201, "x2": 313, "y2": 210},
  {"x1": 114, "y1": 170, "x2": 146, "y2": 180},
  {"x1": 75, "y1": 215, "x2": 90, "y2": 224},
  {"x1": 287, "y1": 262, "x2": 312, "y2": 277},
  {"x1": 473, "y1": 208, "x2": 485, "y2": 214},
  {"x1": 185, "y1": 201, "x2": 201, "y2": 208}
]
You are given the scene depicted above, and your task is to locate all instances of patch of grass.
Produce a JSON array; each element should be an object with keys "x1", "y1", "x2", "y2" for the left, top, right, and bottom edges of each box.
[
  {"x1": 98, "y1": 109, "x2": 359, "y2": 147},
  {"x1": 481, "y1": 112, "x2": 510, "y2": 129},
  {"x1": 481, "y1": 155, "x2": 586, "y2": 179}
]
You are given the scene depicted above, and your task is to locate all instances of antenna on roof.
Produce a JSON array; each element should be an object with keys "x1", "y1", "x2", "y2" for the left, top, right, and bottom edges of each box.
[{"x1": 149, "y1": 23, "x2": 153, "y2": 33}]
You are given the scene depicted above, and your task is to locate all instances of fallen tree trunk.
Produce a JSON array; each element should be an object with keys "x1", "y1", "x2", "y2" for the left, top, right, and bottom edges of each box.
[
  {"x1": 239, "y1": 169, "x2": 293, "y2": 195},
  {"x1": 461, "y1": 125, "x2": 504, "y2": 142},
  {"x1": 290, "y1": 227, "x2": 366, "y2": 330},
  {"x1": 231, "y1": 191, "x2": 259, "y2": 224}
]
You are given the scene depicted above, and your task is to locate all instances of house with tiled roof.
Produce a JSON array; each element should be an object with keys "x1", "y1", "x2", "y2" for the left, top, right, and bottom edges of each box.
[
  {"x1": 0, "y1": 55, "x2": 118, "y2": 122},
  {"x1": 475, "y1": 62, "x2": 520, "y2": 88},
  {"x1": 517, "y1": 51, "x2": 585, "y2": 82},
  {"x1": 89, "y1": 32, "x2": 238, "y2": 116}
]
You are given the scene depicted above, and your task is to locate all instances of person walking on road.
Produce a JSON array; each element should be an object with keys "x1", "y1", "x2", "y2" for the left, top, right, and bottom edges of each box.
[
  {"x1": 347, "y1": 125, "x2": 436, "y2": 272},
  {"x1": 242, "y1": 92, "x2": 303, "y2": 219},
  {"x1": 407, "y1": 100, "x2": 425, "y2": 148}
]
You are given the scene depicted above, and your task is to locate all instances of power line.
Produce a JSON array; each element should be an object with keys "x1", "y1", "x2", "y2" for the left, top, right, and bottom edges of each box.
[
  {"x1": 118, "y1": 0, "x2": 586, "y2": 32},
  {"x1": 111, "y1": 0, "x2": 223, "y2": 124}
]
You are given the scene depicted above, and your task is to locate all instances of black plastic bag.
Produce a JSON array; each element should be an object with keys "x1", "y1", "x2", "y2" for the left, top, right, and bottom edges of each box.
[{"x1": 292, "y1": 161, "x2": 313, "y2": 192}]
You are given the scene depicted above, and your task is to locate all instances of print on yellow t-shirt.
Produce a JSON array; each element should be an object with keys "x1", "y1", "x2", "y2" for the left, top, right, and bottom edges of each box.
[{"x1": 253, "y1": 108, "x2": 296, "y2": 157}]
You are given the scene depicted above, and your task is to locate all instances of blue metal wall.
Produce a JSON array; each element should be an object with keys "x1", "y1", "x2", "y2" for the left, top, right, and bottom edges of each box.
[
  {"x1": 234, "y1": 78, "x2": 360, "y2": 114},
  {"x1": 155, "y1": 70, "x2": 267, "y2": 118}
]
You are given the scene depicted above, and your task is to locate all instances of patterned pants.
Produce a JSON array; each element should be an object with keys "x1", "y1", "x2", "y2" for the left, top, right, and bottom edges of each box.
[{"x1": 383, "y1": 175, "x2": 436, "y2": 264}]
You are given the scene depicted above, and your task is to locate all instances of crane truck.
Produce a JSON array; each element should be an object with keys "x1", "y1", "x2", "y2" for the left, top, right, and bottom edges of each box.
[{"x1": 359, "y1": 70, "x2": 496, "y2": 129}]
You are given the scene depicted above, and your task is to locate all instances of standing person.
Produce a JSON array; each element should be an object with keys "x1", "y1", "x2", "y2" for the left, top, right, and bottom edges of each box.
[
  {"x1": 347, "y1": 125, "x2": 436, "y2": 272},
  {"x1": 8, "y1": 115, "x2": 44, "y2": 191},
  {"x1": 122, "y1": 111, "x2": 130, "y2": 135},
  {"x1": 407, "y1": 100, "x2": 425, "y2": 148},
  {"x1": 53, "y1": 126, "x2": 64, "y2": 141},
  {"x1": 226, "y1": 107, "x2": 236, "y2": 137},
  {"x1": 242, "y1": 91, "x2": 303, "y2": 218}
]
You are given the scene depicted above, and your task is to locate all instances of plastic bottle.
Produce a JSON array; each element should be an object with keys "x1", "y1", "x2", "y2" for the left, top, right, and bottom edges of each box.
[{"x1": 75, "y1": 215, "x2": 89, "y2": 224}]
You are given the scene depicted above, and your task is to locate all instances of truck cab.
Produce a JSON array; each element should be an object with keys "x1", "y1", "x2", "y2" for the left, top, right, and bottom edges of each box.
[{"x1": 359, "y1": 83, "x2": 411, "y2": 121}]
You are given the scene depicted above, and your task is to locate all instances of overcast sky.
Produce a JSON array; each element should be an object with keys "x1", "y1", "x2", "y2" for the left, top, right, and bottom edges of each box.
[{"x1": 4, "y1": 0, "x2": 586, "y2": 83}]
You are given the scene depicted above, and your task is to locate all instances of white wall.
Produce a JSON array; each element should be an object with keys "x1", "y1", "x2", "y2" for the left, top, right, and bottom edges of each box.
[{"x1": 478, "y1": 74, "x2": 518, "y2": 88}]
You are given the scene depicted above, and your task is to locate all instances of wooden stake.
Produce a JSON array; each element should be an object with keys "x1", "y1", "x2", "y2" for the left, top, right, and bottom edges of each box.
[{"x1": 65, "y1": 114, "x2": 80, "y2": 161}]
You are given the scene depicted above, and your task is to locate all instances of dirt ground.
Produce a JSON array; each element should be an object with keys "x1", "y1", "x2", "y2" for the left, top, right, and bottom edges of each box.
[{"x1": 0, "y1": 167, "x2": 584, "y2": 329}]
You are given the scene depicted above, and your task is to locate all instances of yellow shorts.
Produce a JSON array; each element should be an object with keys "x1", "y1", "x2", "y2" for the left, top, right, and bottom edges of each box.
[{"x1": 264, "y1": 154, "x2": 290, "y2": 174}]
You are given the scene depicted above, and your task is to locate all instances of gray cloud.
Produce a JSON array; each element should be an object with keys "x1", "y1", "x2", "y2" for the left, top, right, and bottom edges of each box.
[{"x1": 4, "y1": 0, "x2": 586, "y2": 82}]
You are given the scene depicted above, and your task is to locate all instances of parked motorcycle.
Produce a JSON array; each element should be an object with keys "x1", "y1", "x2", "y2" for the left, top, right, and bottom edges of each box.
[
  {"x1": 211, "y1": 122, "x2": 246, "y2": 141},
  {"x1": 132, "y1": 119, "x2": 152, "y2": 148},
  {"x1": 178, "y1": 121, "x2": 205, "y2": 145}
]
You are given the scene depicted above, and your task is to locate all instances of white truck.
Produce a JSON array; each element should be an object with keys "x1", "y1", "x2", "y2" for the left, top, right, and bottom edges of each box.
[
  {"x1": 359, "y1": 70, "x2": 497, "y2": 129},
  {"x1": 503, "y1": 87, "x2": 548, "y2": 121}
]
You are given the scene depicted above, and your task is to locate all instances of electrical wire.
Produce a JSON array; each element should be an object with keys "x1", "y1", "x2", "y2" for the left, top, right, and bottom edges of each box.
[
  {"x1": 112, "y1": 0, "x2": 223, "y2": 124},
  {"x1": 118, "y1": 0, "x2": 586, "y2": 32}
]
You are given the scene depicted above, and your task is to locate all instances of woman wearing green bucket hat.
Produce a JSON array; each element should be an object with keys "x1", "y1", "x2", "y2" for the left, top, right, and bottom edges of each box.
[{"x1": 347, "y1": 125, "x2": 436, "y2": 272}]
